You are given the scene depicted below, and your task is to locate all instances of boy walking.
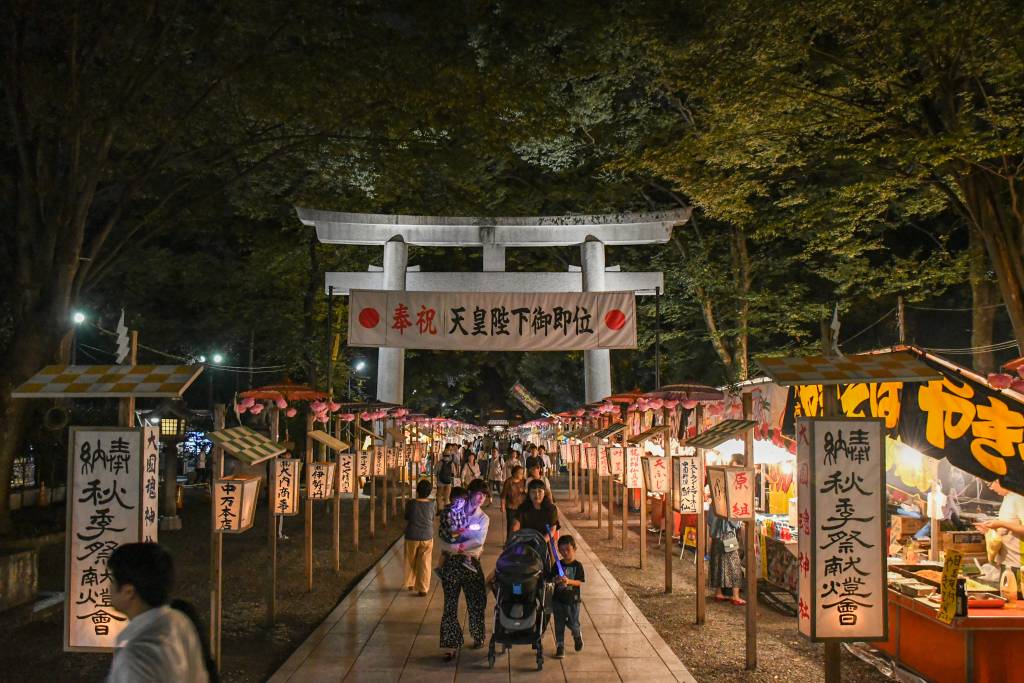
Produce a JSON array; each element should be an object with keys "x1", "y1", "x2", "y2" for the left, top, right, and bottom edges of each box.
[
  {"x1": 404, "y1": 479, "x2": 436, "y2": 596},
  {"x1": 551, "y1": 535, "x2": 585, "y2": 658}
]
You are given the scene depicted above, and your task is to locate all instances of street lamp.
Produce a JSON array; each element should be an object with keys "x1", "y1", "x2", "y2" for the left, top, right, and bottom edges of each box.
[
  {"x1": 212, "y1": 353, "x2": 224, "y2": 364},
  {"x1": 206, "y1": 353, "x2": 225, "y2": 409},
  {"x1": 349, "y1": 359, "x2": 368, "y2": 400}
]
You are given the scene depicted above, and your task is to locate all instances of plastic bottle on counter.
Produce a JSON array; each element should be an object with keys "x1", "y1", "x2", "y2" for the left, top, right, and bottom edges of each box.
[{"x1": 1000, "y1": 567, "x2": 1019, "y2": 606}]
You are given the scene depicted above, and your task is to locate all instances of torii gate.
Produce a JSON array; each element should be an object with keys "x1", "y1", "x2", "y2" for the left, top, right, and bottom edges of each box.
[{"x1": 296, "y1": 208, "x2": 690, "y2": 405}]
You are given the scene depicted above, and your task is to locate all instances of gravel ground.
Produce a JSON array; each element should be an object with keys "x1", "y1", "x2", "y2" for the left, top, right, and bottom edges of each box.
[
  {"x1": 559, "y1": 495, "x2": 886, "y2": 682},
  {"x1": 0, "y1": 486, "x2": 403, "y2": 683}
]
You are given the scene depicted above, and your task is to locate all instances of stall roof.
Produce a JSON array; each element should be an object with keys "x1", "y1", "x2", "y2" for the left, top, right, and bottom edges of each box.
[
  {"x1": 593, "y1": 423, "x2": 626, "y2": 440},
  {"x1": 644, "y1": 383, "x2": 724, "y2": 401},
  {"x1": 12, "y1": 364, "x2": 202, "y2": 399},
  {"x1": 308, "y1": 430, "x2": 350, "y2": 452},
  {"x1": 756, "y1": 350, "x2": 940, "y2": 386},
  {"x1": 627, "y1": 424, "x2": 671, "y2": 445},
  {"x1": 208, "y1": 426, "x2": 285, "y2": 465},
  {"x1": 682, "y1": 419, "x2": 758, "y2": 449}
]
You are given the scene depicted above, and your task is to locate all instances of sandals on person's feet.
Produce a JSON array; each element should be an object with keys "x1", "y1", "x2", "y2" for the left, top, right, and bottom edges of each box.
[
  {"x1": 443, "y1": 650, "x2": 458, "y2": 663},
  {"x1": 713, "y1": 594, "x2": 730, "y2": 602},
  {"x1": 731, "y1": 597, "x2": 747, "y2": 605}
]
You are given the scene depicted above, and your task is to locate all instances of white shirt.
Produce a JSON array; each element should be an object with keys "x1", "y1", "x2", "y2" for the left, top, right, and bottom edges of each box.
[
  {"x1": 440, "y1": 507, "x2": 490, "y2": 559},
  {"x1": 998, "y1": 493, "x2": 1024, "y2": 568},
  {"x1": 107, "y1": 605, "x2": 208, "y2": 683}
]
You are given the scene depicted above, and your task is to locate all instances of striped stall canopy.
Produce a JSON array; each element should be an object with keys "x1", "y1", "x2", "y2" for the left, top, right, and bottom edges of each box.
[
  {"x1": 12, "y1": 364, "x2": 202, "y2": 399},
  {"x1": 208, "y1": 426, "x2": 285, "y2": 465},
  {"x1": 308, "y1": 430, "x2": 350, "y2": 452},
  {"x1": 756, "y1": 351, "x2": 940, "y2": 386},
  {"x1": 593, "y1": 423, "x2": 626, "y2": 440},
  {"x1": 627, "y1": 424, "x2": 671, "y2": 445},
  {"x1": 682, "y1": 419, "x2": 757, "y2": 449}
]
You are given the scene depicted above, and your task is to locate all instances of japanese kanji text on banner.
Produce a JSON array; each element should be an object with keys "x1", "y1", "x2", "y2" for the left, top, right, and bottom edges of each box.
[
  {"x1": 348, "y1": 290, "x2": 636, "y2": 351},
  {"x1": 797, "y1": 417, "x2": 887, "y2": 642},
  {"x1": 65, "y1": 427, "x2": 159, "y2": 651}
]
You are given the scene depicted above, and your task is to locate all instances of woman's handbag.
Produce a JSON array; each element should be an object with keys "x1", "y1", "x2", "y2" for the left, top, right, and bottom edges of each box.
[{"x1": 721, "y1": 529, "x2": 740, "y2": 553}]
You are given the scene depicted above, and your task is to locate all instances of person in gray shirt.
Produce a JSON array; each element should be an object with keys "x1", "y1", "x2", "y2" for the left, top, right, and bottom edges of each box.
[{"x1": 404, "y1": 479, "x2": 437, "y2": 595}]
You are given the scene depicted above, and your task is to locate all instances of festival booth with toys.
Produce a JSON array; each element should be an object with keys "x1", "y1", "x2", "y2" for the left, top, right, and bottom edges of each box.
[{"x1": 759, "y1": 347, "x2": 1024, "y2": 683}]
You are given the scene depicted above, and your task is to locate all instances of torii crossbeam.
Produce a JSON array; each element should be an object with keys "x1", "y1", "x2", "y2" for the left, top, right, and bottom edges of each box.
[{"x1": 297, "y1": 208, "x2": 690, "y2": 404}]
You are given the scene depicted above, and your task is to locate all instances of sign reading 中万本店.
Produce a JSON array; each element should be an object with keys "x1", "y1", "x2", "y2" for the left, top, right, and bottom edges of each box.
[
  {"x1": 275, "y1": 458, "x2": 300, "y2": 516},
  {"x1": 66, "y1": 427, "x2": 158, "y2": 651},
  {"x1": 348, "y1": 290, "x2": 636, "y2": 351},
  {"x1": 675, "y1": 453, "x2": 700, "y2": 514},
  {"x1": 624, "y1": 447, "x2": 644, "y2": 488},
  {"x1": 797, "y1": 417, "x2": 887, "y2": 642}
]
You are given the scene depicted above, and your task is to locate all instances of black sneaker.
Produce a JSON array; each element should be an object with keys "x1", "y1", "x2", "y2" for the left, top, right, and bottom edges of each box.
[
  {"x1": 554, "y1": 645, "x2": 565, "y2": 659},
  {"x1": 573, "y1": 635, "x2": 583, "y2": 652}
]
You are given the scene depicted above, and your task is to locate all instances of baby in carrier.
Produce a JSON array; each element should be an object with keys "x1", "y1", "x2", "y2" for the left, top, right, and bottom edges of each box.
[{"x1": 439, "y1": 487, "x2": 477, "y2": 573}]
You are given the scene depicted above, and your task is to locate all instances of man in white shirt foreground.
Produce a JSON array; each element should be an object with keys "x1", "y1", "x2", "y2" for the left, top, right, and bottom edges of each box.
[{"x1": 107, "y1": 543, "x2": 211, "y2": 683}]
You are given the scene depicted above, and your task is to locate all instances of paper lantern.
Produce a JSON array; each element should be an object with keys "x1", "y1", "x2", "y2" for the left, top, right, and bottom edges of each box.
[
  {"x1": 705, "y1": 465, "x2": 755, "y2": 520},
  {"x1": 285, "y1": 407, "x2": 298, "y2": 418},
  {"x1": 989, "y1": 372, "x2": 1014, "y2": 389},
  {"x1": 275, "y1": 398, "x2": 288, "y2": 410},
  {"x1": 274, "y1": 459, "x2": 301, "y2": 515},
  {"x1": 249, "y1": 403, "x2": 264, "y2": 415},
  {"x1": 213, "y1": 475, "x2": 261, "y2": 533}
]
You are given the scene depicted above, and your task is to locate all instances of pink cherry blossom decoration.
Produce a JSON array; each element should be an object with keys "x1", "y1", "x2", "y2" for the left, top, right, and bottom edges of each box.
[
  {"x1": 275, "y1": 398, "x2": 288, "y2": 410},
  {"x1": 988, "y1": 373, "x2": 1014, "y2": 389},
  {"x1": 285, "y1": 407, "x2": 298, "y2": 418},
  {"x1": 249, "y1": 403, "x2": 264, "y2": 415}
]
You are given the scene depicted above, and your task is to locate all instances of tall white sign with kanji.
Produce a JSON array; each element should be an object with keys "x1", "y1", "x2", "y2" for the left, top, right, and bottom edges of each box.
[
  {"x1": 675, "y1": 453, "x2": 700, "y2": 514},
  {"x1": 642, "y1": 455, "x2": 670, "y2": 493},
  {"x1": 624, "y1": 447, "x2": 643, "y2": 488},
  {"x1": 797, "y1": 417, "x2": 887, "y2": 642},
  {"x1": 65, "y1": 427, "x2": 158, "y2": 651}
]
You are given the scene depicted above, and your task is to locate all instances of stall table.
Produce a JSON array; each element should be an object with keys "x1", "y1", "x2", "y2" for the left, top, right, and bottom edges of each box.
[{"x1": 876, "y1": 589, "x2": 1024, "y2": 683}]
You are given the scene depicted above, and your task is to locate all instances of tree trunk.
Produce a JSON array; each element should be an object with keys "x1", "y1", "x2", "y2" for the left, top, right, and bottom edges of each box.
[{"x1": 969, "y1": 226, "x2": 999, "y2": 374}]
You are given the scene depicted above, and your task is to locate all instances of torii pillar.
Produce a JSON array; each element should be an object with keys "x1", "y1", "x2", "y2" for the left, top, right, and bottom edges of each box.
[
  {"x1": 378, "y1": 237, "x2": 407, "y2": 404},
  {"x1": 581, "y1": 237, "x2": 611, "y2": 403}
]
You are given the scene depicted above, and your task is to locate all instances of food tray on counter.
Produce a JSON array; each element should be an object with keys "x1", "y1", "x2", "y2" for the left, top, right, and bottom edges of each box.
[{"x1": 890, "y1": 564, "x2": 994, "y2": 593}]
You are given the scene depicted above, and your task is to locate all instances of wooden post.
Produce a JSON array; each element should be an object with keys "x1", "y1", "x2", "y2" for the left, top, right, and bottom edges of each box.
[
  {"x1": 597, "y1": 465, "x2": 603, "y2": 529},
  {"x1": 640, "y1": 477, "x2": 648, "y2": 569},
  {"x1": 622, "y1": 476, "x2": 628, "y2": 551},
  {"x1": 588, "y1": 460, "x2": 595, "y2": 518},
  {"x1": 578, "y1": 452, "x2": 585, "y2": 513},
  {"x1": 332, "y1": 416, "x2": 341, "y2": 572},
  {"x1": 381, "y1": 447, "x2": 388, "y2": 528},
  {"x1": 353, "y1": 444, "x2": 361, "y2": 551},
  {"x1": 608, "y1": 467, "x2": 615, "y2": 541},
  {"x1": 666, "y1": 452, "x2": 674, "y2": 593},
  {"x1": 209, "y1": 404, "x2": 225, "y2": 671},
  {"x1": 304, "y1": 413, "x2": 314, "y2": 592},
  {"x1": 695, "y1": 404, "x2": 707, "y2": 625},
  {"x1": 742, "y1": 393, "x2": 757, "y2": 669},
  {"x1": 369, "y1": 446, "x2": 376, "y2": 538},
  {"x1": 823, "y1": 382, "x2": 843, "y2": 682},
  {"x1": 266, "y1": 407, "x2": 279, "y2": 627}
]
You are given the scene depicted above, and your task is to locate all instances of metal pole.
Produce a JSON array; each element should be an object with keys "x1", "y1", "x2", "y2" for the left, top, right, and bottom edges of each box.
[{"x1": 655, "y1": 286, "x2": 662, "y2": 389}]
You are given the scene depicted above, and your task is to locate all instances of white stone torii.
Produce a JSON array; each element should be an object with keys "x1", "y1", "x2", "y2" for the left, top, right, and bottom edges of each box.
[{"x1": 297, "y1": 208, "x2": 690, "y2": 405}]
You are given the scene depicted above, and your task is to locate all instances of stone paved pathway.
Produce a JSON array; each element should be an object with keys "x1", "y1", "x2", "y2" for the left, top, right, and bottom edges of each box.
[{"x1": 269, "y1": 495, "x2": 696, "y2": 682}]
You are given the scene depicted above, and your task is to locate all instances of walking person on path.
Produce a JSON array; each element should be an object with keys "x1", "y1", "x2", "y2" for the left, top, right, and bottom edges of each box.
[
  {"x1": 439, "y1": 480, "x2": 490, "y2": 662},
  {"x1": 487, "y1": 448, "x2": 505, "y2": 503},
  {"x1": 106, "y1": 543, "x2": 213, "y2": 683},
  {"x1": 511, "y1": 478, "x2": 559, "y2": 539},
  {"x1": 500, "y1": 465, "x2": 527, "y2": 540},
  {"x1": 461, "y1": 451, "x2": 482, "y2": 488},
  {"x1": 404, "y1": 479, "x2": 436, "y2": 596},
  {"x1": 707, "y1": 498, "x2": 746, "y2": 605},
  {"x1": 436, "y1": 446, "x2": 456, "y2": 507}
]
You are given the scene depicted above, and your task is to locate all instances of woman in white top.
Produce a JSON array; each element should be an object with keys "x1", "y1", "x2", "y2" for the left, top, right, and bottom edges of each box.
[
  {"x1": 461, "y1": 451, "x2": 482, "y2": 485},
  {"x1": 438, "y1": 481, "x2": 490, "y2": 661}
]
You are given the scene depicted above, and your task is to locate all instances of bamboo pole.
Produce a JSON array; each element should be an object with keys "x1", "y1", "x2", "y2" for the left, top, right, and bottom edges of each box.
[
  {"x1": 304, "y1": 413, "x2": 314, "y2": 592},
  {"x1": 608, "y1": 463, "x2": 615, "y2": 541},
  {"x1": 640, "y1": 478, "x2": 648, "y2": 569},
  {"x1": 666, "y1": 451, "x2": 674, "y2": 593},
  {"x1": 266, "y1": 407, "x2": 279, "y2": 626},
  {"x1": 332, "y1": 416, "x2": 341, "y2": 572}
]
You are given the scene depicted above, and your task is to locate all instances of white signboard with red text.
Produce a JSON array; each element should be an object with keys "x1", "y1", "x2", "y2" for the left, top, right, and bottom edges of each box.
[
  {"x1": 642, "y1": 455, "x2": 671, "y2": 493},
  {"x1": 625, "y1": 448, "x2": 644, "y2": 488}
]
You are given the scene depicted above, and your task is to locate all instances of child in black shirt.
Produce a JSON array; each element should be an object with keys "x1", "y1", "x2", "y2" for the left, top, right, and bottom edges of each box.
[{"x1": 551, "y1": 535, "x2": 585, "y2": 658}]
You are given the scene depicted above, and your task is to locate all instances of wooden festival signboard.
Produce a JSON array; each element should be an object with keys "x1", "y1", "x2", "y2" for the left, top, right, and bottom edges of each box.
[
  {"x1": 559, "y1": 443, "x2": 571, "y2": 465},
  {"x1": 581, "y1": 446, "x2": 594, "y2": 470},
  {"x1": 307, "y1": 461, "x2": 336, "y2": 499},
  {"x1": 570, "y1": 443, "x2": 581, "y2": 464},
  {"x1": 609, "y1": 447, "x2": 625, "y2": 477},
  {"x1": 274, "y1": 458, "x2": 301, "y2": 516},
  {"x1": 597, "y1": 446, "x2": 611, "y2": 477},
  {"x1": 373, "y1": 447, "x2": 386, "y2": 476},
  {"x1": 65, "y1": 426, "x2": 159, "y2": 651},
  {"x1": 706, "y1": 466, "x2": 755, "y2": 521},
  {"x1": 641, "y1": 455, "x2": 670, "y2": 494},
  {"x1": 674, "y1": 452, "x2": 701, "y2": 514},
  {"x1": 337, "y1": 454, "x2": 355, "y2": 494},
  {"x1": 797, "y1": 417, "x2": 887, "y2": 642},
  {"x1": 624, "y1": 447, "x2": 644, "y2": 488},
  {"x1": 357, "y1": 452, "x2": 370, "y2": 477}
]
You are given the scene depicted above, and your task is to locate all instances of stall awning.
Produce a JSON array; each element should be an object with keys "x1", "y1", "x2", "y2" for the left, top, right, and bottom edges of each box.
[
  {"x1": 627, "y1": 424, "x2": 671, "y2": 445},
  {"x1": 12, "y1": 364, "x2": 202, "y2": 399},
  {"x1": 757, "y1": 350, "x2": 940, "y2": 386},
  {"x1": 208, "y1": 426, "x2": 285, "y2": 465},
  {"x1": 593, "y1": 423, "x2": 626, "y2": 440},
  {"x1": 308, "y1": 430, "x2": 350, "y2": 452},
  {"x1": 682, "y1": 419, "x2": 757, "y2": 449}
]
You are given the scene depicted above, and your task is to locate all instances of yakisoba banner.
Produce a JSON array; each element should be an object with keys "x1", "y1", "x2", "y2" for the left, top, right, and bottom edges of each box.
[{"x1": 348, "y1": 290, "x2": 636, "y2": 351}]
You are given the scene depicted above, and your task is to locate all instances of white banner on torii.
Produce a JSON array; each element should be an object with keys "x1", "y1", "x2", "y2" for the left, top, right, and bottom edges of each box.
[{"x1": 348, "y1": 289, "x2": 636, "y2": 351}]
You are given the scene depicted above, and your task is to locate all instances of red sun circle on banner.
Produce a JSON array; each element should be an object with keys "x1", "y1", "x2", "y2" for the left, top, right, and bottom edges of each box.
[
  {"x1": 358, "y1": 307, "x2": 381, "y2": 328},
  {"x1": 605, "y1": 309, "x2": 626, "y2": 330}
]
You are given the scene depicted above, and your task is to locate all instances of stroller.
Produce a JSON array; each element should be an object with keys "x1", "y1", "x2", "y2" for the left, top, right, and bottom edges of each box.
[{"x1": 487, "y1": 528, "x2": 553, "y2": 670}]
